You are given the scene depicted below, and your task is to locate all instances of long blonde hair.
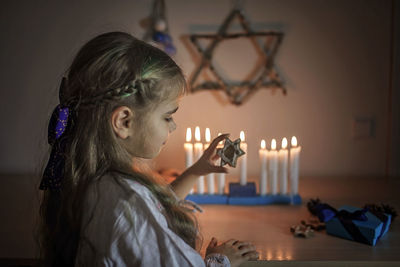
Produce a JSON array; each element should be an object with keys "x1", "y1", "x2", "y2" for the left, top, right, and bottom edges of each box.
[{"x1": 39, "y1": 32, "x2": 198, "y2": 266}]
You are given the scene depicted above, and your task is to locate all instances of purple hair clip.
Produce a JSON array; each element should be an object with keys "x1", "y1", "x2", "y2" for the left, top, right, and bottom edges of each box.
[
  {"x1": 55, "y1": 106, "x2": 69, "y2": 139},
  {"x1": 48, "y1": 105, "x2": 69, "y2": 141},
  {"x1": 40, "y1": 78, "x2": 71, "y2": 191}
]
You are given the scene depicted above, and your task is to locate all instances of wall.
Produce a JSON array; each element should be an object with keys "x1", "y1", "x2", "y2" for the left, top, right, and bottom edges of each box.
[
  {"x1": 0, "y1": 0, "x2": 396, "y2": 179},
  {"x1": 390, "y1": 0, "x2": 400, "y2": 176}
]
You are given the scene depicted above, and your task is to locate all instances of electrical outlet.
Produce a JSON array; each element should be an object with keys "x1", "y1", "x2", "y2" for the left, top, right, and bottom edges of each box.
[{"x1": 352, "y1": 118, "x2": 374, "y2": 139}]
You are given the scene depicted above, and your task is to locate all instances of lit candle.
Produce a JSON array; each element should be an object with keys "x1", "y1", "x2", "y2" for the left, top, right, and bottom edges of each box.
[
  {"x1": 184, "y1": 128, "x2": 193, "y2": 168},
  {"x1": 194, "y1": 126, "x2": 204, "y2": 194},
  {"x1": 204, "y1": 128, "x2": 215, "y2": 194},
  {"x1": 184, "y1": 128, "x2": 194, "y2": 194},
  {"x1": 278, "y1": 137, "x2": 288, "y2": 194},
  {"x1": 289, "y1": 136, "x2": 301, "y2": 195},
  {"x1": 217, "y1": 133, "x2": 226, "y2": 195},
  {"x1": 269, "y1": 139, "x2": 278, "y2": 195},
  {"x1": 259, "y1": 139, "x2": 268, "y2": 196},
  {"x1": 239, "y1": 131, "x2": 247, "y2": 186}
]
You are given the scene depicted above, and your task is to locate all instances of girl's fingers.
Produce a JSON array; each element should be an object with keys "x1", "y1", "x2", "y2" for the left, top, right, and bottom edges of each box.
[
  {"x1": 203, "y1": 134, "x2": 229, "y2": 159},
  {"x1": 233, "y1": 241, "x2": 250, "y2": 248},
  {"x1": 222, "y1": 238, "x2": 259, "y2": 260},
  {"x1": 207, "y1": 133, "x2": 229, "y2": 152},
  {"x1": 211, "y1": 150, "x2": 222, "y2": 161},
  {"x1": 238, "y1": 244, "x2": 256, "y2": 255},
  {"x1": 243, "y1": 251, "x2": 259, "y2": 261},
  {"x1": 224, "y1": 239, "x2": 238, "y2": 246},
  {"x1": 210, "y1": 237, "x2": 218, "y2": 247}
]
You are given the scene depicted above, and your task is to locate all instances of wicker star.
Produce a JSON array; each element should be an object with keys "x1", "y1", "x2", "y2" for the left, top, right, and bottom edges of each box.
[
  {"x1": 217, "y1": 137, "x2": 245, "y2": 167},
  {"x1": 188, "y1": 8, "x2": 285, "y2": 105}
]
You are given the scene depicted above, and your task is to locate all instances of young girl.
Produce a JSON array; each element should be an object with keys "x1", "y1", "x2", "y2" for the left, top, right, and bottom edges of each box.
[{"x1": 39, "y1": 31, "x2": 259, "y2": 267}]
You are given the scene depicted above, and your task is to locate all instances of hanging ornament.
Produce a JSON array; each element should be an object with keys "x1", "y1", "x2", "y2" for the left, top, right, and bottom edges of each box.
[
  {"x1": 187, "y1": 1, "x2": 285, "y2": 105},
  {"x1": 142, "y1": 0, "x2": 176, "y2": 56}
]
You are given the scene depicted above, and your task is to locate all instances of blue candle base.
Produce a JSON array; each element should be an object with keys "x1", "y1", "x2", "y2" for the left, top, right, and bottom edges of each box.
[
  {"x1": 185, "y1": 193, "x2": 302, "y2": 205},
  {"x1": 185, "y1": 182, "x2": 302, "y2": 206},
  {"x1": 291, "y1": 194, "x2": 302, "y2": 205},
  {"x1": 185, "y1": 194, "x2": 229, "y2": 204},
  {"x1": 229, "y1": 182, "x2": 257, "y2": 197},
  {"x1": 228, "y1": 194, "x2": 300, "y2": 205}
]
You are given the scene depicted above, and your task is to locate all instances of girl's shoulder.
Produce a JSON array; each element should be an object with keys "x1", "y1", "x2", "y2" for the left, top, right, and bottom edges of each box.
[
  {"x1": 92, "y1": 171, "x2": 164, "y2": 213},
  {"x1": 81, "y1": 171, "x2": 168, "y2": 237}
]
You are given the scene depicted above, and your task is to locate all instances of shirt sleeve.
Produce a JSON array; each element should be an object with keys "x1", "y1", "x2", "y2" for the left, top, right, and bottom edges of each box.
[{"x1": 205, "y1": 253, "x2": 231, "y2": 267}]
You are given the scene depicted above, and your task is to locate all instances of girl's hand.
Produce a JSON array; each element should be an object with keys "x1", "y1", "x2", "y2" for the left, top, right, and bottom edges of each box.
[
  {"x1": 188, "y1": 134, "x2": 230, "y2": 177},
  {"x1": 171, "y1": 134, "x2": 230, "y2": 199},
  {"x1": 206, "y1": 238, "x2": 259, "y2": 267}
]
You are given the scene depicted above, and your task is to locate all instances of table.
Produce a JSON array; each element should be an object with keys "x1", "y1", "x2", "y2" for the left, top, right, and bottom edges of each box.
[{"x1": 195, "y1": 176, "x2": 400, "y2": 266}]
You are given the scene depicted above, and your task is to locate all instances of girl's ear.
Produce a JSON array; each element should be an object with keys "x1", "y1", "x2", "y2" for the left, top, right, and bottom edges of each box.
[{"x1": 111, "y1": 106, "x2": 134, "y2": 139}]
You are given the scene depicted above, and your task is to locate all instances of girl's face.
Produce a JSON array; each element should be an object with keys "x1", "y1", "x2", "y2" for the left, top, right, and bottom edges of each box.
[{"x1": 130, "y1": 97, "x2": 179, "y2": 159}]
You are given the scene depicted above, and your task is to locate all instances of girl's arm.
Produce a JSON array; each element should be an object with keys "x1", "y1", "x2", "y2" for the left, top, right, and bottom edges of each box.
[{"x1": 170, "y1": 134, "x2": 229, "y2": 199}]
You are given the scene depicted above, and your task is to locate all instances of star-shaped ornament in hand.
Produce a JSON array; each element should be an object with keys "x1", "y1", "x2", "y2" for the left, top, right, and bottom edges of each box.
[{"x1": 217, "y1": 137, "x2": 245, "y2": 167}]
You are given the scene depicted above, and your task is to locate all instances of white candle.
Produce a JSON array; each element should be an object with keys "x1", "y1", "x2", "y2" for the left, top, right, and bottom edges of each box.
[
  {"x1": 268, "y1": 139, "x2": 278, "y2": 195},
  {"x1": 204, "y1": 128, "x2": 215, "y2": 195},
  {"x1": 278, "y1": 137, "x2": 288, "y2": 194},
  {"x1": 289, "y1": 136, "x2": 301, "y2": 195},
  {"x1": 217, "y1": 133, "x2": 226, "y2": 195},
  {"x1": 259, "y1": 139, "x2": 268, "y2": 196},
  {"x1": 184, "y1": 128, "x2": 194, "y2": 194},
  {"x1": 194, "y1": 126, "x2": 204, "y2": 194},
  {"x1": 239, "y1": 131, "x2": 247, "y2": 186},
  {"x1": 184, "y1": 128, "x2": 193, "y2": 168}
]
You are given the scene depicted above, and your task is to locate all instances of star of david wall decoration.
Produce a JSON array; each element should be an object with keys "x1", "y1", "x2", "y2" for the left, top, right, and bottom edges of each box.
[{"x1": 188, "y1": 9, "x2": 286, "y2": 105}]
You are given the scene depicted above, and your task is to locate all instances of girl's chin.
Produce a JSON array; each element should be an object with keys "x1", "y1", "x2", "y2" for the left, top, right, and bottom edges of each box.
[{"x1": 153, "y1": 147, "x2": 163, "y2": 158}]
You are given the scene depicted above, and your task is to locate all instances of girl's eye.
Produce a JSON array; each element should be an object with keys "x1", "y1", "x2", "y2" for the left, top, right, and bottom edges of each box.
[{"x1": 165, "y1": 117, "x2": 173, "y2": 122}]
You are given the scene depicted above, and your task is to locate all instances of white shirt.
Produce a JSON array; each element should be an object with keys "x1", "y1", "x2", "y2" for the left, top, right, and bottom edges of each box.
[{"x1": 75, "y1": 172, "x2": 230, "y2": 267}]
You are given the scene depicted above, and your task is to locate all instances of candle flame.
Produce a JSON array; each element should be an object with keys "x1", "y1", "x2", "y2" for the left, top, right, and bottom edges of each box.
[
  {"x1": 271, "y1": 139, "x2": 277, "y2": 150},
  {"x1": 282, "y1": 137, "x2": 288, "y2": 149},
  {"x1": 261, "y1": 139, "x2": 266, "y2": 149},
  {"x1": 205, "y1": 128, "x2": 211, "y2": 143},
  {"x1": 291, "y1": 136, "x2": 298, "y2": 147},
  {"x1": 186, "y1": 128, "x2": 192, "y2": 142},
  {"x1": 195, "y1": 126, "x2": 201, "y2": 142},
  {"x1": 240, "y1": 131, "x2": 245, "y2": 142}
]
